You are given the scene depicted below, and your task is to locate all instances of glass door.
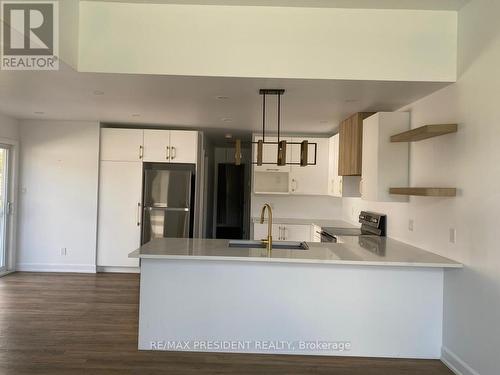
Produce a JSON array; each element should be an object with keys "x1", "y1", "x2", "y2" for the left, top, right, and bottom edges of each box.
[{"x1": 0, "y1": 146, "x2": 11, "y2": 273}]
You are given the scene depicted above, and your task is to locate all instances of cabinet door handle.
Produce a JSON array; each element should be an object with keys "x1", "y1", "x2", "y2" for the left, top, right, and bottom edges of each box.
[
  {"x1": 266, "y1": 168, "x2": 279, "y2": 172},
  {"x1": 282, "y1": 226, "x2": 286, "y2": 241},
  {"x1": 291, "y1": 179, "x2": 298, "y2": 192},
  {"x1": 139, "y1": 146, "x2": 144, "y2": 160},
  {"x1": 136, "y1": 203, "x2": 142, "y2": 226},
  {"x1": 171, "y1": 146, "x2": 177, "y2": 160},
  {"x1": 166, "y1": 146, "x2": 170, "y2": 160}
]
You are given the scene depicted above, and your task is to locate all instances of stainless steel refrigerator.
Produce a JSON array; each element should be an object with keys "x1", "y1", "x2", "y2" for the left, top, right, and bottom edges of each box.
[{"x1": 141, "y1": 163, "x2": 195, "y2": 244}]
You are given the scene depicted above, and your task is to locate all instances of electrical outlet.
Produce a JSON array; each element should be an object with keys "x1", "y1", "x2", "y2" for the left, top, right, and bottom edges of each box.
[
  {"x1": 408, "y1": 219, "x2": 414, "y2": 232},
  {"x1": 449, "y1": 228, "x2": 457, "y2": 244},
  {"x1": 60, "y1": 248, "x2": 67, "y2": 256}
]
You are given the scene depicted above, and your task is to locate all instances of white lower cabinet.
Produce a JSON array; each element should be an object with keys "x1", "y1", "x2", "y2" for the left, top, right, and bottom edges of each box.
[
  {"x1": 253, "y1": 223, "x2": 312, "y2": 242},
  {"x1": 279, "y1": 224, "x2": 312, "y2": 241},
  {"x1": 97, "y1": 161, "x2": 142, "y2": 268},
  {"x1": 311, "y1": 225, "x2": 322, "y2": 243},
  {"x1": 253, "y1": 223, "x2": 281, "y2": 241}
]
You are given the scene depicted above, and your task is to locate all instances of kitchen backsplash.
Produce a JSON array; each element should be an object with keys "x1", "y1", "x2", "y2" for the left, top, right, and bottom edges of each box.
[{"x1": 251, "y1": 194, "x2": 342, "y2": 220}]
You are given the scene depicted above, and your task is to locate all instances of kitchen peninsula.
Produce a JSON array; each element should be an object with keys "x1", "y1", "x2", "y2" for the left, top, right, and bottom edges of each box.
[{"x1": 131, "y1": 236, "x2": 461, "y2": 359}]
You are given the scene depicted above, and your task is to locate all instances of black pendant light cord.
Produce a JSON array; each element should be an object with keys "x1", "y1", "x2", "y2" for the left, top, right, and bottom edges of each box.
[
  {"x1": 277, "y1": 94, "x2": 281, "y2": 143},
  {"x1": 262, "y1": 93, "x2": 266, "y2": 142}
]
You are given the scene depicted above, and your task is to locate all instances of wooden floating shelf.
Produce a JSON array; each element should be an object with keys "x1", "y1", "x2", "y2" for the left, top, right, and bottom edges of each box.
[
  {"x1": 389, "y1": 188, "x2": 457, "y2": 197},
  {"x1": 391, "y1": 124, "x2": 457, "y2": 142}
]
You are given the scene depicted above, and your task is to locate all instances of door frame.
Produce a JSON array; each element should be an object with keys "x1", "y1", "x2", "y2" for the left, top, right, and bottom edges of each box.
[{"x1": 0, "y1": 138, "x2": 18, "y2": 276}]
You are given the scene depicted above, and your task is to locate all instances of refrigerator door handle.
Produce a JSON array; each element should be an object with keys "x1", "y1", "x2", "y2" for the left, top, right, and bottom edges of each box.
[
  {"x1": 136, "y1": 203, "x2": 141, "y2": 226},
  {"x1": 146, "y1": 206, "x2": 189, "y2": 212}
]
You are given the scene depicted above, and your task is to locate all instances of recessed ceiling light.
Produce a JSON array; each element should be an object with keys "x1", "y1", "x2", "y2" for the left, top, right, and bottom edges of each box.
[
  {"x1": 216, "y1": 96, "x2": 229, "y2": 100},
  {"x1": 222, "y1": 118, "x2": 233, "y2": 122},
  {"x1": 94, "y1": 90, "x2": 104, "y2": 96},
  {"x1": 225, "y1": 133, "x2": 233, "y2": 139},
  {"x1": 34, "y1": 111, "x2": 45, "y2": 115}
]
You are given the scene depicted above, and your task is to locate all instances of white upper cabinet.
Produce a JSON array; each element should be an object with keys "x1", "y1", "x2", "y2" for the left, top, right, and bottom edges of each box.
[
  {"x1": 328, "y1": 134, "x2": 361, "y2": 198},
  {"x1": 252, "y1": 135, "x2": 330, "y2": 196},
  {"x1": 252, "y1": 136, "x2": 292, "y2": 172},
  {"x1": 100, "y1": 128, "x2": 144, "y2": 162},
  {"x1": 169, "y1": 130, "x2": 198, "y2": 164},
  {"x1": 289, "y1": 137, "x2": 329, "y2": 195},
  {"x1": 361, "y1": 112, "x2": 410, "y2": 202},
  {"x1": 143, "y1": 130, "x2": 198, "y2": 164},
  {"x1": 143, "y1": 129, "x2": 171, "y2": 162}
]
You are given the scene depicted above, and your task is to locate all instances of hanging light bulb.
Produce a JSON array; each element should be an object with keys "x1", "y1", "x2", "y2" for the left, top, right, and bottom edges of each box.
[
  {"x1": 300, "y1": 140, "x2": 309, "y2": 167},
  {"x1": 235, "y1": 139, "x2": 242, "y2": 166}
]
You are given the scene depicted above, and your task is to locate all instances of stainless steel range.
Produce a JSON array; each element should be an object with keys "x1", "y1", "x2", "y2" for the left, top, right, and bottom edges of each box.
[
  {"x1": 318, "y1": 211, "x2": 387, "y2": 242},
  {"x1": 317, "y1": 211, "x2": 387, "y2": 255}
]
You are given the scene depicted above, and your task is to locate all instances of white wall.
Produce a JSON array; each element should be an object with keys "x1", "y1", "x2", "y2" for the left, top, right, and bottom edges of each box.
[
  {"x1": 17, "y1": 121, "x2": 100, "y2": 273},
  {"x1": 252, "y1": 194, "x2": 342, "y2": 221},
  {"x1": 79, "y1": 2, "x2": 457, "y2": 81},
  {"x1": 342, "y1": 1, "x2": 500, "y2": 373},
  {"x1": 59, "y1": 0, "x2": 80, "y2": 70},
  {"x1": 0, "y1": 112, "x2": 19, "y2": 140}
]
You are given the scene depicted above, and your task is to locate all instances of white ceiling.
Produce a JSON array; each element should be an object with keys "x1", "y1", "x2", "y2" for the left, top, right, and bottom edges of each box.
[
  {"x1": 88, "y1": 0, "x2": 469, "y2": 11},
  {"x1": 0, "y1": 63, "x2": 450, "y2": 137}
]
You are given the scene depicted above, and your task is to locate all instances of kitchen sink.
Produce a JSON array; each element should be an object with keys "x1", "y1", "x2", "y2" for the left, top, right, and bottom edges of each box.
[{"x1": 228, "y1": 240, "x2": 309, "y2": 250}]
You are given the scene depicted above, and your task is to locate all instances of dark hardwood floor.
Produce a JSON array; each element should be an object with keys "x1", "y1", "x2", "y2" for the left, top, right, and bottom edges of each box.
[{"x1": 0, "y1": 272, "x2": 453, "y2": 375}]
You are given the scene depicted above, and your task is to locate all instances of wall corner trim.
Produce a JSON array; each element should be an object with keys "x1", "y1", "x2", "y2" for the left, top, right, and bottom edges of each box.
[{"x1": 441, "y1": 347, "x2": 480, "y2": 375}]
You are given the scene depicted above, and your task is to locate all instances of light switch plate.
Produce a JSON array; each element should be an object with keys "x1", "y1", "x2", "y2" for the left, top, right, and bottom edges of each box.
[
  {"x1": 408, "y1": 219, "x2": 414, "y2": 232},
  {"x1": 449, "y1": 228, "x2": 457, "y2": 244}
]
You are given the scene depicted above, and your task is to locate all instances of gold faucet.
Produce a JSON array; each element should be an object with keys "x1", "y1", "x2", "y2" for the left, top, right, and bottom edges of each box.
[{"x1": 260, "y1": 203, "x2": 273, "y2": 256}]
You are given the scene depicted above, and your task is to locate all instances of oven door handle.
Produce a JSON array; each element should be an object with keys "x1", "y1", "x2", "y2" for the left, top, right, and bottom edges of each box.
[{"x1": 317, "y1": 230, "x2": 336, "y2": 242}]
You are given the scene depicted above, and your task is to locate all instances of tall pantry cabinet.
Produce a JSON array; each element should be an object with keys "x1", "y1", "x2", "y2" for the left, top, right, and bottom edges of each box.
[{"x1": 97, "y1": 128, "x2": 198, "y2": 270}]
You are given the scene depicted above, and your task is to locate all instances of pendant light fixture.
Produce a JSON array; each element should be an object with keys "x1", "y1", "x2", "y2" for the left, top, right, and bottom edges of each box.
[{"x1": 253, "y1": 89, "x2": 317, "y2": 167}]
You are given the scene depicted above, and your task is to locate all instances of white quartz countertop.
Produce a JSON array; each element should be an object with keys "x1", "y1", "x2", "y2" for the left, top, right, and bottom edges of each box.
[
  {"x1": 251, "y1": 217, "x2": 359, "y2": 228},
  {"x1": 130, "y1": 237, "x2": 462, "y2": 269}
]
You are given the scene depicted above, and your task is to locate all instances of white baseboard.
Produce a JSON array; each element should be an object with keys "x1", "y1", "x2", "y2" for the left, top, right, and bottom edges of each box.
[
  {"x1": 442, "y1": 347, "x2": 480, "y2": 375},
  {"x1": 97, "y1": 266, "x2": 140, "y2": 274},
  {"x1": 16, "y1": 263, "x2": 97, "y2": 273}
]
